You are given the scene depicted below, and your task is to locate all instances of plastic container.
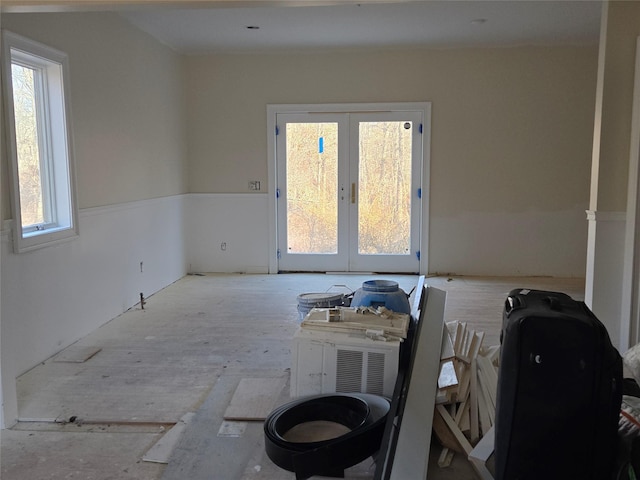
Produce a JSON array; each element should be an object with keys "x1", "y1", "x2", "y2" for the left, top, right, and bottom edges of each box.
[
  {"x1": 350, "y1": 280, "x2": 410, "y2": 314},
  {"x1": 296, "y1": 292, "x2": 345, "y2": 321}
]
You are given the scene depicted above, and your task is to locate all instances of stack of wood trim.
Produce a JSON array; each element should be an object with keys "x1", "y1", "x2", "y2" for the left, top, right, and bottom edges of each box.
[
  {"x1": 300, "y1": 307, "x2": 409, "y2": 339},
  {"x1": 433, "y1": 321, "x2": 500, "y2": 477}
]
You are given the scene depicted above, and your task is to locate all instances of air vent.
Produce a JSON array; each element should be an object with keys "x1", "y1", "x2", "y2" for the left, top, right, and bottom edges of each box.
[
  {"x1": 366, "y1": 352, "x2": 385, "y2": 395},
  {"x1": 336, "y1": 349, "x2": 363, "y2": 393}
]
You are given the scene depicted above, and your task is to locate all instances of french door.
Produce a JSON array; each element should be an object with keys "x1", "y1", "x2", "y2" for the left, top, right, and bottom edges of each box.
[{"x1": 275, "y1": 109, "x2": 423, "y2": 273}]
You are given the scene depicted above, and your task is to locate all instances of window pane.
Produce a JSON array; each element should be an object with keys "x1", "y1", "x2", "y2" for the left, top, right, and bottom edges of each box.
[
  {"x1": 11, "y1": 63, "x2": 45, "y2": 227},
  {"x1": 358, "y1": 121, "x2": 412, "y2": 255},
  {"x1": 286, "y1": 123, "x2": 338, "y2": 254}
]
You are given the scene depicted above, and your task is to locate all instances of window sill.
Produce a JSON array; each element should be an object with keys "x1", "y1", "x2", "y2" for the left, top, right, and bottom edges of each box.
[{"x1": 12, "y1": 222, "x2": 79, "y2": 253}]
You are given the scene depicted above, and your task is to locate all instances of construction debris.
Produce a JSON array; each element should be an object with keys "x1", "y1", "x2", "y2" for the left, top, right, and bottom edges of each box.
[
  {"x1": 300, "y1": 306, "x2": 410, "y2": 340},
  {"x1": 434, "y1": 321, "x2": 500, "y2": 476}
]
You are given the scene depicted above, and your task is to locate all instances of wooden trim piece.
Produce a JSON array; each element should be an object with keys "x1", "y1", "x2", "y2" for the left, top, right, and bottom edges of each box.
[
  {"x1": 468, "y1": 425, "x2": 495, "y2": 480},
  {"x1": 435, "y1": 405, "x2": 473, "y2": 455},
  {"x1": 432, "y1": 407, "x2": 464, "y2": 453},
  {"x1": 469, "y1": 357, "x2": 480, "y2": 443}
]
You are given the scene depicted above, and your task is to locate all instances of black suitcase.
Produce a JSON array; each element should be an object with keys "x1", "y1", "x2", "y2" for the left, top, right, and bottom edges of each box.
[{"x1": 495, "y1": 289, "x2": 623, "y2": 480}]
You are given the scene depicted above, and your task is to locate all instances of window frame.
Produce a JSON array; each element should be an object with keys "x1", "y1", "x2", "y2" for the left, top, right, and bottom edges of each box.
[{"x1": 2, "y1": 31, "x2": 79, "y2": 253}]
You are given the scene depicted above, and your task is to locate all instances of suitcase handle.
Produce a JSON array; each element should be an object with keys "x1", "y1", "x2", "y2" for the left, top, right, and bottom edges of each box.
[
  {"x1": 544, "y1": 296, "x2": 562, "y2": 311},
  {"x1": 505, "y1": 295, "x2": 524, "y2": 315}
]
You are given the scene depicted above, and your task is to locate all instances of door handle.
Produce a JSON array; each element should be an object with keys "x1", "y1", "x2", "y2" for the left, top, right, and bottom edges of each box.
[{"x1": 351, "y1": 183, "x2": 356, "y2": 204}]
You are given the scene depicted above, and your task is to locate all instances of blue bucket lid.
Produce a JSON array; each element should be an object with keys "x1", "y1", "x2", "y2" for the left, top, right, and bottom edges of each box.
[{"x1": 361, "y1": 280, "x2": 400, "y2": 293}]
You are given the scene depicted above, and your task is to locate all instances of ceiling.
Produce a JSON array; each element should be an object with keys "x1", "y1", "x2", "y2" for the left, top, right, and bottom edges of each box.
[{"x1": 117, "y1": 1, "x2": 603, "y2": 55}]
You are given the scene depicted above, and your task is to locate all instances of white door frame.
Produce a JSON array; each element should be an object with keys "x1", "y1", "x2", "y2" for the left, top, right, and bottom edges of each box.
[
  {"x1": 266, "y1": 102, "x2": 431, "y2": 274},
  {"x1": 621, "y1": 37, "x2": 640, "y2": 350}
]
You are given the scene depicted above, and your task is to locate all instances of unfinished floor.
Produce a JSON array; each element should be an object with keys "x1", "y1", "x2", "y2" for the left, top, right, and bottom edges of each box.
[{"x1": 1, "y1": 273, "x2": 584, "y2": 480}]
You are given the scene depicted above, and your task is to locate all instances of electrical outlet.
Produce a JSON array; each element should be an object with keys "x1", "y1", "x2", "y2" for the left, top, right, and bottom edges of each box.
[{"x1": 249, "y1": 180, "x2": 261, "y2": 191}]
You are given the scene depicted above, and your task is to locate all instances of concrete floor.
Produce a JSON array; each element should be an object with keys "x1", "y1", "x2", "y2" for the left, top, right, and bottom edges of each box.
[{"x1": 1, "y1": 273, "x2": 584, "y2": 480}]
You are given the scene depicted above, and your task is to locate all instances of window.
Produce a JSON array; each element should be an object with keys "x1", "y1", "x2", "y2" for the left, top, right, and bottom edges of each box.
[{"x1": 2, "y1": 31, "x2": 78, "y2": 252}]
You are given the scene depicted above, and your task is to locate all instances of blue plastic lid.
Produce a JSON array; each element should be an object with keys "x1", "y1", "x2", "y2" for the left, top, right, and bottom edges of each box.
[{"x1": 361, "y1": 280, "x2": 399, "y2": 293}]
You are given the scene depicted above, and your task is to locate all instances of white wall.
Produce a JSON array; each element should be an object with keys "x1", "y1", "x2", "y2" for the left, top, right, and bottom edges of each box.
[
  {"x1": 185, "y1": 194, "x2": 270, "y2": 274},
  {"x1": 585, "y1": 211, "x2": 626, "y2": 347},
  {"x1": 1, "y1": 196, "x2": 187, "y2": 426}
]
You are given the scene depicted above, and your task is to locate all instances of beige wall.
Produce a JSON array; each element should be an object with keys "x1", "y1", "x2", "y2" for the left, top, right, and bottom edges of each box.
[
  {"x1": 594, "y1": 1, "x2": 640, "y2": 212},
  {"x1": 187, "y1": 47, "x2": 597, "y2": 217},
  {"x1": 1, "y1": 12, "x2": 188, "y2": 213},
  {"x1": 1, "y1": 13, "x2": 597, "y2": 224}
]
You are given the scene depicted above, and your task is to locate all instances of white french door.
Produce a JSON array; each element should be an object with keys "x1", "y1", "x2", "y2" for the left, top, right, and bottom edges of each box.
[{"x1": 275, "y1": 108, "x2": 423, "y2": 273}]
